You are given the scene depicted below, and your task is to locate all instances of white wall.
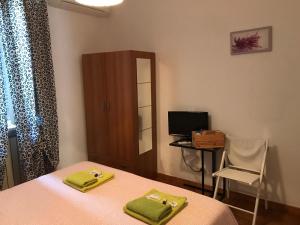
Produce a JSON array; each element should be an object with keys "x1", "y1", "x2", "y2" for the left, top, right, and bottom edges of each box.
[
  {"x1": 48, "y1": 6, "x2": 111, "y2": 168},
  {"x1": 47, "y1": 0, "x2": 300, "y2": 208},
  {"x1": 104, "y1": 0, "x2": 300, "y2": 207}
]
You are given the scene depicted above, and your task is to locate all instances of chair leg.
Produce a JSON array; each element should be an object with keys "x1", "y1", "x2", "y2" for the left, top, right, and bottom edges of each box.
[
  {"x1": 226, "y1": 179, "x2": 230, "y2": 199},
  {"x1": 213, "y1": 175, "x2": 221, "y2": 199},
  {"x1": 252, "y1": 184, "x2": 262, "y2": 225},
  {"x1": 264, "y1": 178, "x2": 268, "y2": 210}
]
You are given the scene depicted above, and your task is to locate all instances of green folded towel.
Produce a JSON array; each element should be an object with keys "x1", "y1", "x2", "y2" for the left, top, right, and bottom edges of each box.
[
  {"x1": 126, "y1": 197, "x2": 172, "y2": 222},
  {"x1": 66, "y1": 170, "x2": 97, "y2": 187},
  {"x1": 63, "y1": 168, "x2": 114, "y2": 192},
  {"x1": 124, "y1": 189, "x2": 187, "y2": 225}
]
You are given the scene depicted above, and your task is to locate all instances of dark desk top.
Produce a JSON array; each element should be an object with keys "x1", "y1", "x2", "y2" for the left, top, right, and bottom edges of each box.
[{"x1": 169, "y1": 140, "x2": 223, "y2": 152}]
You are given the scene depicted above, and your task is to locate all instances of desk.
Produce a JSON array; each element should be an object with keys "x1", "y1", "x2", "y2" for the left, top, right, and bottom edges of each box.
[{"x1": 169, "y1": 140, "x2": 226, "y2": 197}]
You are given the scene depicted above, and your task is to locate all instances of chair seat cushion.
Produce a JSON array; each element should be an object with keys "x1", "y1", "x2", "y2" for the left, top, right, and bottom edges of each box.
[{"x1": 213, "y1": 168, "x2": 260, "y2": 185}]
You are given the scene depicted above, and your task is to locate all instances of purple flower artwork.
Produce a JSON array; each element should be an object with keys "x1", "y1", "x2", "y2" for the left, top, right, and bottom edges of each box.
[
  {"x1": 230, "y1": 26, "x2": 272, "y2": 55},
  {"x1": 232, "y1": 33, "x2": 261, "y2": 51}
]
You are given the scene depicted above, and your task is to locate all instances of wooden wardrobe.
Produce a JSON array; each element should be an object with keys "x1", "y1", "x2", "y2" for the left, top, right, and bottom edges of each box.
[{"x1": 82, "y1": 51, "x2": 157, "y2": 179}]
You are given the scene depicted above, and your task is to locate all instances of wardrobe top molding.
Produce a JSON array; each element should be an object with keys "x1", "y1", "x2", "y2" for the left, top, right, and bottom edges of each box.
[{"x1": 83, "y1": 50, "x2": 156, "y2": 56}]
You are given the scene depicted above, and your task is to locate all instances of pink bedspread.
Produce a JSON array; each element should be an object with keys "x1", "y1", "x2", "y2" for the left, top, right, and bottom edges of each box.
[{"x1": 0, "y1": 161, "x2": 238, "y2": 225}]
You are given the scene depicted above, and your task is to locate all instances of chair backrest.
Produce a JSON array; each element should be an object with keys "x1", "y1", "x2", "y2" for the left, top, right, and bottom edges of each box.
[{"x1": 225, "y1": 136, "x2": 268, "y2": 172}]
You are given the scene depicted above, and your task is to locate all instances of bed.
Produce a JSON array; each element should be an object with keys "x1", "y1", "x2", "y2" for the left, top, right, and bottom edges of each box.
[{"x1": 0, "y1": 161, "x2": 238, "y2": 225}]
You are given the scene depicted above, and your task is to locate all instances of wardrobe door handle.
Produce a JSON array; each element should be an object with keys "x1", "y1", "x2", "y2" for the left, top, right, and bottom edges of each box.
[
  {"x1": 107, "y1": 102, "x2": 110, "y2": 112},
  {"x1": 102, "y1": 102, "x2": 106, "y2": 112}
]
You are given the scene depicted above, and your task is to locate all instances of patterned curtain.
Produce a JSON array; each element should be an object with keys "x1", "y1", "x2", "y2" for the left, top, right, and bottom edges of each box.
[
  {"x1": 0, "y1": 0, "x2": 59, "y2": 185},
  {"x1": 0, "y1": 36, "x2": 8, "y2": 189}
]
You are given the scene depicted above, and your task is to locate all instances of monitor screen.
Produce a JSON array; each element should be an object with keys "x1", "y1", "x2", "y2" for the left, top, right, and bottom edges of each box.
[{"x1": 168, "y1": 111, "x2": 209, "y2": 137}]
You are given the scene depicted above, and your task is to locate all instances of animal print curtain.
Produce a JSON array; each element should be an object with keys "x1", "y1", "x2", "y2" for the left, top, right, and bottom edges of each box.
[{"x1": 0, "y1": 0, "x2": 59, "y2": 188}]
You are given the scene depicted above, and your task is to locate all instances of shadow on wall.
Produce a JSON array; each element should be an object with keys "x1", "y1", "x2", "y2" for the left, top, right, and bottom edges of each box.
[
  {"x1": 227, "y1": 145, "x2": 285, "y2": 205},
  {"x1": 156, "y1": 57, "x2": 181, "y2": 175},
  {"x1": 266, "y1": 145, "x2": 286, "y2": 204}
]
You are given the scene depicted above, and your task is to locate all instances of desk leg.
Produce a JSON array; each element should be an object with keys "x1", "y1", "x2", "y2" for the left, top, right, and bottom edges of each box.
[
  {"x1": 212, "y1": 151, "x2": 216, "y2": 197},
  {"x1": 201, "y1": 150, "x2": 205, "y2": 195}
]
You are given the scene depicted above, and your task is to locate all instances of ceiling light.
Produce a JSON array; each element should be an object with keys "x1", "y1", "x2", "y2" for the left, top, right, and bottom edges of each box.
[{"x1": 75, "y1": 0, "x2": 124, "y2": 7}]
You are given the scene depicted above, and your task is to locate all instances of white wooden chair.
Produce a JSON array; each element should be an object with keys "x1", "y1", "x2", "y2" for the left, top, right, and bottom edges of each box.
[{"x1": 213, "y1": 136, "x2": 268, "y2": 225}]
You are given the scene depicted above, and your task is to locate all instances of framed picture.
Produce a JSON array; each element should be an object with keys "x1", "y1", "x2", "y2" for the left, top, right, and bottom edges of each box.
[{"x1": 230, "y1": 26, "x2": 272, "y2": 55}]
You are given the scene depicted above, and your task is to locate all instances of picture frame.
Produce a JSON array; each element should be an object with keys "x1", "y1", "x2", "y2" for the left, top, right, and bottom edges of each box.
[{"x1": 230, "y1": 26, "x2": 272, "y2": 55}]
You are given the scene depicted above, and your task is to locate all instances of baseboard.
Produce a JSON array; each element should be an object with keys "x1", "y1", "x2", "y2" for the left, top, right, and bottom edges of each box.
[
  {"x1": 156, "y1": 173, "x2": 300, "y2": 215},
  {"x1": 157, "y1": 173, "x2": 213, "y2": 191}
]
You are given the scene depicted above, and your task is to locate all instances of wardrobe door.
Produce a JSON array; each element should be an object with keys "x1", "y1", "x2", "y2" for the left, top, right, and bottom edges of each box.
[
  {"x1": 82, "y1": 54, "x2": 111, "y2": 165},
  {"x1": 105, "y1": 52, "x2": 138, "y2": 172}
]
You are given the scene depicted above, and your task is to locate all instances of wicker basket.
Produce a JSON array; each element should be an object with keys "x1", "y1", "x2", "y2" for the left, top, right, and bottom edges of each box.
[{"x1": 192, "y1": 130, "x2": 225, "y2": 149}]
